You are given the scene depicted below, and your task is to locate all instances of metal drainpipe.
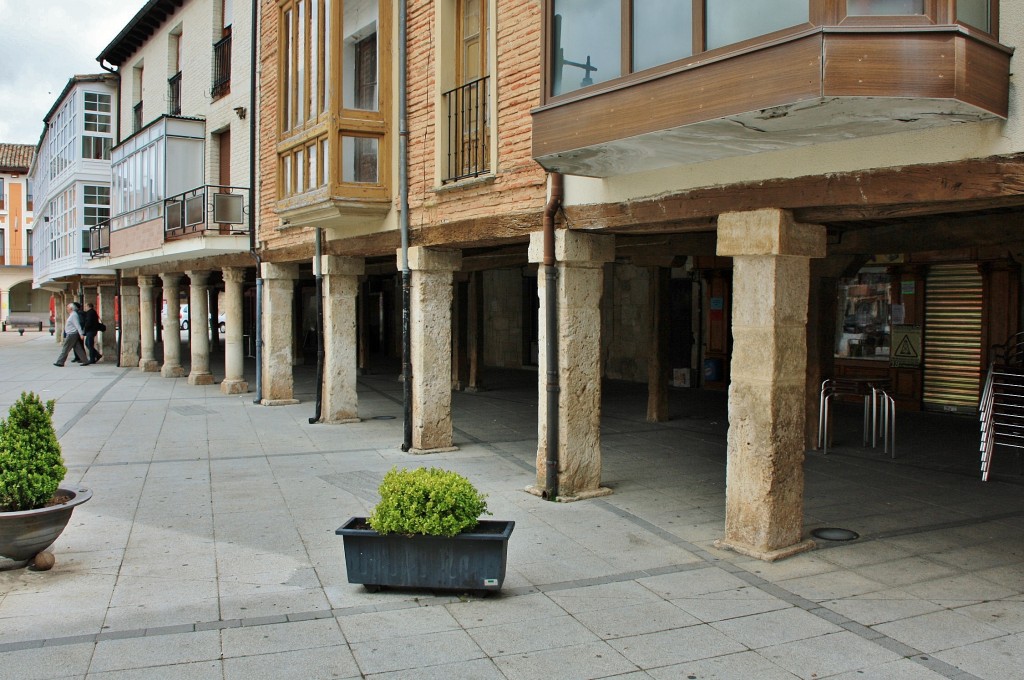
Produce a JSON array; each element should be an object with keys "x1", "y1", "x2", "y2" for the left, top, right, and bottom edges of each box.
[
  {"x1": 115, "y1": 270, "x2": 122, "y2": 367},
  {"x1": 309, "y1": 228, "x2": 324, "y2": 423},
  {"x1": 543, "y1": 172, "x2": 564, "y2": 500},
  {"x1": 399, "y1": 0, "x2": 413, "y2": 452},
  {"x1": 250, "y1": 0, "x2": 263, "y2": 405}
]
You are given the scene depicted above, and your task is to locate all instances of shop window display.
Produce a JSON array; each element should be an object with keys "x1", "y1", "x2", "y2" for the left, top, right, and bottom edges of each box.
[{"x1": 836, "y1": 268, "x2": 891, "y2": 359}]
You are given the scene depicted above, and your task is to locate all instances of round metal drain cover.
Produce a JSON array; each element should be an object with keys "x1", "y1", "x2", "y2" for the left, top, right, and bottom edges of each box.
[
  {"x1": 811, "y1": 527, "x2": 859, "y2": 541},
  {"x1": 372, "y1": 415, "x2": 396, "y2": 420}
]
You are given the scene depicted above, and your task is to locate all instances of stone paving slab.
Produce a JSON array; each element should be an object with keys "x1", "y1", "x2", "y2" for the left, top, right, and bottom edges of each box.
[{"x1": 1, "y1": 333, "x2": 1023, "y2": 678}]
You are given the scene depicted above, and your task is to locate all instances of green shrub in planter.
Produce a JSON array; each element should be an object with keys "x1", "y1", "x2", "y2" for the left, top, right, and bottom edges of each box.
[
  {"x1": 368, "y1": 467, "x2": 489, "y2": 537},
  {"x1": 0, "y1": 392, "x2": 66, "y2": 512}
]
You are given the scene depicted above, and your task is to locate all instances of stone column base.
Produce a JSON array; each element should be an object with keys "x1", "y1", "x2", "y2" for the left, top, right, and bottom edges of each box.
[
  {"x1": 187, "y1": 372, "x2": 215, "y2": 386},
  {"x1": 220, "y1": 379, "x2": 249, "y2": 395},
  {"x1": 262, "y1": 398, "x2": 300, "y2": 406},
  {"x1": 162, "y1": 365, "x2": 186, "y2": 378},
  {"x1": 407, "y1": 445, "x2": 459, "y2": 455},
  {"x1": 139, "y1": 360, "x2": 160, "y2": 372},
  {"x1": 524, "y1": 485, "x2": 614, "y2": 502},
  {"x1": 714, "y1": 537, "x2": 816, "y2": 562},
  {"x1": 321, "y1": 417, "x2": 361, "y2": 424}
]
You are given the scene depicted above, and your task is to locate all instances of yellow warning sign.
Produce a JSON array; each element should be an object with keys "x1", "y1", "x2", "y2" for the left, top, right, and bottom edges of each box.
[{"x1": 890, "y1": 325, "x2": 922, "y2": 368}]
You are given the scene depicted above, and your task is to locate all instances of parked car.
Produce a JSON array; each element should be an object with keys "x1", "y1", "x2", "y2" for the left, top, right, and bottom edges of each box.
[{"x1": 163, "y1": 304, "x2": 226, "y2": 332}]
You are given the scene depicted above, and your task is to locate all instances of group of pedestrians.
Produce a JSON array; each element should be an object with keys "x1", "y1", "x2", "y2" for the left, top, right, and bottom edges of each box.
[{"x1": 53, "y1": 302, "x2": 103, "y2": 367}]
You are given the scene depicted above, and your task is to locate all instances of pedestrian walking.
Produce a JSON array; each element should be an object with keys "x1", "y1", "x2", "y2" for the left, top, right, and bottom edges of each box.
[
  {"x1": 82, "y1": 303, "x2": 103, "y2": 365},
  {"x1": 53, "y1": 303, "x2": 89, "y2": 367}
]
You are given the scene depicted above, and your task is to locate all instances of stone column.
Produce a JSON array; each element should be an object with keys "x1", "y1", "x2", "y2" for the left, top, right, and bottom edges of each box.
[
  {"x1": 220, "y1": 267, "x2": 248, "y2": 394},
  {"x1": 714, "y1": 208, "x2": 826, "y2": 562},
  {"x1": 138, "y1": 275, "x2": 160, "y2": 371},
  {"x1": 98, "y1": 285, "x2": 117, "y2": 359},
  {"x1": 119, "y1": 281, "x2": 141, "y2": 368},
  {"x1": 528, "y1": 231, "x2": 615, "y2": 501},
  {"x1": 261, "y1": 262, "x2": 299, "y2": 405},
  {"x1": 401, "y1": 246, "x2": 461, "y2": 452},
  {"x1": 320, "y1": 256, "x2": 363, "y2": 422},
  {"x1": 186, "y1": 270, "x2": 214, "y2": 385},
  {"x1": 160, "y1": 273, "x2": 186, "y2": 377}
]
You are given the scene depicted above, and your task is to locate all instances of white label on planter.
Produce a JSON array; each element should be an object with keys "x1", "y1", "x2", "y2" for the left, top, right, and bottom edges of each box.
[{"x1": 483, "y1": 578, "x2": 498, "y2": 586}]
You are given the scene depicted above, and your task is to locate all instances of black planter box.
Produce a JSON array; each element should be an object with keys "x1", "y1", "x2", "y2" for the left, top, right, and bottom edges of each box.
[{"x1": 336, "y1": 517, "x2": 514, "y2": 594}]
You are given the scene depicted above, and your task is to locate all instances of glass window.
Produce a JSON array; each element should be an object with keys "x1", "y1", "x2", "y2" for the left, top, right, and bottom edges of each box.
[
  {"x1": 633, "y1": 0, "x2": 692, "y2": 72},
  {"x1": 551, "y1": 0, "x2": 619, "y2": 97},
  {"x1": 83, "y1": 92, "x2": 112, "y2": 132},
  {"x1": 835, "y1": 268, "x2": 891, "y2": 359},
  {"x1": 957, "y1": 0, "x2": 991, "y2": 32},
  {"x1": 342, "y1": 135, "x2": 378, "y2": 183},
  {"x1": 847, "y1": 0, "x2": 925, "y2": 15},
  {"x1": 343, "y1": 0, "x2": 379, "y2": 111},
  {"x1": 83, "y1": 136, "x2": 112, "y2": 160},
  {"x1": 707, "y1": 0, "x2": 808, "y2": 51}
]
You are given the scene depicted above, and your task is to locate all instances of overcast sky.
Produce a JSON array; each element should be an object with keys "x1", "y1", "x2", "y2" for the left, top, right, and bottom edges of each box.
[{"x1": 0, "y1": 0, "x2": 143, "y2": 145}]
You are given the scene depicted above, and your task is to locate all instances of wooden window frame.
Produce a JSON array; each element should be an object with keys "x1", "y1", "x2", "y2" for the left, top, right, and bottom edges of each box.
[
  {"x1": 456, "y1": 0, "x2": 487, "y2": 86},
  {"x1": 543, "y1": 0, "x2": 1000, "y2": 104}
]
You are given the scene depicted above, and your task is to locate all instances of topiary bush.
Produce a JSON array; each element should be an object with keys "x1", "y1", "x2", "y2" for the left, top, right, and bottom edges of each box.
[
  {"x1": 0, "y1": 392, "x2": 66, "y2": 512},
  {"x1": 368, "y1": 467, "x2": 489, "y2": 537}
]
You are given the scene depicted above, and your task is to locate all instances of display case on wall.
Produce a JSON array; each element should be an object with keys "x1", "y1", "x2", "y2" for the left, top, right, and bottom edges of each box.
[{"x1": 835, "y1": 268, "x2": 891, "y2": 360}]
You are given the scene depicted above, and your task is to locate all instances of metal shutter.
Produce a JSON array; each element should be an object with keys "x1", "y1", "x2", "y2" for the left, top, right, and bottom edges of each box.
[{"x1": 923, "y1": 263, "x2": 983, "y2": 413}]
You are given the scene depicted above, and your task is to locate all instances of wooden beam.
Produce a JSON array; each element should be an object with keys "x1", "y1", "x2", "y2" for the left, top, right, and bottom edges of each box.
[{"x1": 566, "y1": 154, "x2": 1024, "y2": 230}]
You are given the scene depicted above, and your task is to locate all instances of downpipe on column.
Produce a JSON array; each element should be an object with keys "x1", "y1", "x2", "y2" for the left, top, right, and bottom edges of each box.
[
  {"x1": 309, "y1": 228, "x2": 325, "y2": 424},
  {"x1": 399, "y1": 0, "x2": 413, "y2": 452},
  {"x1": 115, "y1": 270, "x2": 122, "y2": 368},
  {"x1": 249, "y1": 0, "x2": 262, "y2": 405},
  {"x1": 543, "y1": 172, "x2": 563, "y2": 501}
]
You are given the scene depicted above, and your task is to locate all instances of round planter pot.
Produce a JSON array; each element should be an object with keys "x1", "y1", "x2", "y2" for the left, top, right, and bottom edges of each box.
[{"x1": 0, "y1": 486, "x2": 92, "y2": 565}]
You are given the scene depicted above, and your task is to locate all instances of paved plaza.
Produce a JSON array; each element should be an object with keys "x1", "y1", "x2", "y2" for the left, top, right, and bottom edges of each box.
[{"x1": 1, "y1": 330, "x2": 1023, "y2": 679}]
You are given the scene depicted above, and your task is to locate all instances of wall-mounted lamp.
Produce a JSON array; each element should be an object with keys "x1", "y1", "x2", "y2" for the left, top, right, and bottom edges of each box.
[{"x1": 233, "y1": 106, "x2": 247, "y2": 120}]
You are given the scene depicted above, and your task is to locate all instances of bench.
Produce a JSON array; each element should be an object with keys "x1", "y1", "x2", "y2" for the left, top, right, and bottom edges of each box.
[{"x1": 2, "y1": 316, "x2": 44, "y2": 335}]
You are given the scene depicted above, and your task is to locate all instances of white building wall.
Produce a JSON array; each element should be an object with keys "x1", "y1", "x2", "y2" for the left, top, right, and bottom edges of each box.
[
  {"x1": 118, "y1": 0, "x2": 252, "y2": 192},
  {"x1": 30, "y1": 79, "x2": 117, "y2": 289},
  {"x1": 565, "y1": 5, "x2": 1024, "y2": 209}
]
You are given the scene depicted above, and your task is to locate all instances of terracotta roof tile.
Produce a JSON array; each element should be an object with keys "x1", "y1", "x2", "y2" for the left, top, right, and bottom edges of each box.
[{"x1": 0, "y1": 143, "x2": 34, "y2": 173}]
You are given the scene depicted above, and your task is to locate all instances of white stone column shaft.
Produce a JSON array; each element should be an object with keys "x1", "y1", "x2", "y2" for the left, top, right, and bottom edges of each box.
[
  {"x1": 187, "y1": 270, "x2": 214, "y2": 385},
  {"x1": 715, "y1": 208, "x2": 826, "y2": 562},
  {"x1": 160, "y1": 273, "x2": 186, "y2": 377},
  {"x1": 528, "y1": 231, "x2": 615, "y2": 500},
  {"x1": 261, "y1": 262, "x2": 299, "y2": 405},
  {"x1": 220, "y1": 267, "x2": 248, "y2": 394},
  {"x1": 138, "y1": 275, "x2": 159, "y2": 371},
  {"x1": 400, "y1": 246, "x2": 461, "y2": 452},
  {"x1": 321, "y1": 256, "x2": 364, "y2": 422},
  {"x1": 98, "y1": 285, "x2": 117, "y2": 359},
  {"x1": 119, "y1": 282, "x2": 141, "y2": 368}
]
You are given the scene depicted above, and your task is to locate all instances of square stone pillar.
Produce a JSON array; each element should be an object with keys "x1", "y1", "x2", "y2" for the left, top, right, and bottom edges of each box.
[
  {"x1": 99, "y1": 285, "x2": 117, "y2": 360},
  {"x1": 220, "y1": 267, "x2": 248, "y2": 394},
  {"x1": 138, "y1": 275, "x2": 160, "y2": 371},
  {"x1": 160, "y1": 273, "x2": 186, "y2": 377},
  {"x1": 715, "y1": 208, "x2": 826, "y2": 561},
  {"x1": 186, "y1": 270, "x2": 214, "y2": 385},
  {"x1": 119, "y1": 281, "x2": 140, "y2": 368},
  {"x1": 398, "y1": 246, "x2": 461, "y2": 452},
  {"x1": 261, "y1": 262, "x2": 299, "y2": 405},
  {"x1": 528, "y1": 231, "x2": 615, "y2": 501},
  {"x1": 320, "y1": 256, "x2": 364, "y2": 422}
]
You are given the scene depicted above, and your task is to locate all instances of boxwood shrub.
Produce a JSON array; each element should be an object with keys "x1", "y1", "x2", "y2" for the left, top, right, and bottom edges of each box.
[
  {"x1": 368, "y1": 467, "x2": 489, "y2": 537},
  {"x1": 0, "y1": 392, "x2": 66, "y2": 512}
]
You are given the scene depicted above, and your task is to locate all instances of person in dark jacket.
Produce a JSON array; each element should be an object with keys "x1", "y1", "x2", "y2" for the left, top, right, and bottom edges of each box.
[{"x1": 82, "y1": 302, "x2": 102, "y2": 365}]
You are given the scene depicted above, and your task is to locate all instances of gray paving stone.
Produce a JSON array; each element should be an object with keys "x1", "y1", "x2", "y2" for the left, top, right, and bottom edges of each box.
[
  {"x1": 760, "y1": 630, "x2": 904, "y2": 679},
  {"x1": 220, "y1": 617, "x2": 345, "y2": 658},
  {"x1": 874, "y1": 608, "x2": 1007, "y2": 654},
  {"x1": 491, "y1": 640, "x2": 639, "y2": 680},
  {"x1": 573, "y1": 599, "x2": 702, "y2": 640},
  {"x1": 647, "y1": 650, "x2": 799, "y2": 680},
  {"x1": 466, "y1": 612, "x2": 600, "y2": 656},
  {"x1": 88, "y1": 630, "x2": 222, "y2": 673},
  {"x1": 349, "y1": 629, "x2": 486, "y2": 675},
  {"x1": 223, "y1": 646, "x2": 361, "y2": 679},
  {"x1": 710, "y1": 606, "x2": 843, "y2": 649},
  {"x1": 606, "y1": 623, "x2": 748, "y2": 668}
]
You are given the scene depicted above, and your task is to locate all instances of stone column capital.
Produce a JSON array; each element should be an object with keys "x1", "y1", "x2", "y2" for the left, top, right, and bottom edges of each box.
[
  {"x1": 223, "y1": 267, "x2": 247, "y2": 284},
  {"x1": 717, "y1": 208, "x2": 826, "y2": 258},
  {"x1": 261, "y1": 262, "x2": 300, "y2": 280},
  {"x1": 528, "y1": 231, "x2": 615, "y2": 266},
  {"x1": 322, "y1": 255, "x2": 365, "y2": 277},
  {"x1": 186, "y1": 270, "x2": 210, "y2": 284},
  {"x1": 399, "y1": 246, "x2": 461, "y2": 272},
  {"x1": 160, "y1": 272, "x2": 182, "y2": 287},
  {"x1": 138, "y1": 275, "x2": 158, "y2": 288}
]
